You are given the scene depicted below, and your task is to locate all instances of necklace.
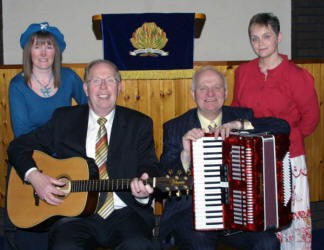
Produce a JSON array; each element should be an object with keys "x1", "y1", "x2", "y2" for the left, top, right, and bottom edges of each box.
[{"x1": 32, "y1": 73, "x2": 54, "y2": 97}]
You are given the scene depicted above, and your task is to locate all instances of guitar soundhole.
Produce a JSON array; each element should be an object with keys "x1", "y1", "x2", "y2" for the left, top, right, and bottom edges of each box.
[{"x1": 56, "y1": 176, "x2": 71, "y2": 199}]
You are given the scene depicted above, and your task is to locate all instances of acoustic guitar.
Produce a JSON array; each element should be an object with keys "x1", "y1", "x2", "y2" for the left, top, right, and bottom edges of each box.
[{"x1": 7, "y1": 150, "x2": 192, "y2": 229}]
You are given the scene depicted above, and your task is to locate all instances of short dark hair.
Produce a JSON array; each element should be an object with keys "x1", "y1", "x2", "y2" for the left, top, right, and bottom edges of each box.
[
  {"x1": 22, "y1": 31, "x2": 62, "y2": 88},
  {"x1": 84, "y1": 59, "x2": 121, "y2": 83},
  {"x1": 248, "y1": 13, "x2": 280, "y2": 37}
]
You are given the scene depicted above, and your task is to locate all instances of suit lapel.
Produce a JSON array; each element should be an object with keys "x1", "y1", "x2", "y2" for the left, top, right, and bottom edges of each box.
[
  {"x1": 221, "y1": 106, "x2": 233, "y2": 124},
  {"x1": 106, "y1": 106, "x2": 127, "y2": 172},
  {"x1": 191, "y1": 108, "x2": 202, "y2": 128}
]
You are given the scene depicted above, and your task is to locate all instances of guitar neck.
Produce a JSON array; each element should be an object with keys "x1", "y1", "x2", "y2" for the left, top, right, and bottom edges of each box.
[{"x1": 70, "y1": 178, "x2": 156, "y2": 192}]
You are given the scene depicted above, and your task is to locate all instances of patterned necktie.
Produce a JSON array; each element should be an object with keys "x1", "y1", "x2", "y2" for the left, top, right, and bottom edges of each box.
[
  {"x1": 96, "y1": 117, "x2": 114, "y2": 219},
  {"x1": 208, "y1": 120, "x2": 217, "y2": 132}
]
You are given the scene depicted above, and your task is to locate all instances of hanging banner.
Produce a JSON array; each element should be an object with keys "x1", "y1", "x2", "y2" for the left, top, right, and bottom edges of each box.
[{"x1": 101, "y1": 13, "x2": 194, "y2": 79}]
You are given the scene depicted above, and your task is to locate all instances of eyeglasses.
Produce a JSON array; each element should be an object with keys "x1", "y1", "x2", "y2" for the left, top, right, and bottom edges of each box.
[{"x1": 88, "y1": 77, "x2": 117, "y2": 85}]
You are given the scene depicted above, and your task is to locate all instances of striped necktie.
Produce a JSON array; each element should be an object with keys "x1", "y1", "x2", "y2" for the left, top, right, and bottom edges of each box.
[
  {"x1": 208, "y1": 120, "x2": 217, "y2": 132},
  {"x1": 96, "y1": 117, "x2": 114, "y2": 219}
]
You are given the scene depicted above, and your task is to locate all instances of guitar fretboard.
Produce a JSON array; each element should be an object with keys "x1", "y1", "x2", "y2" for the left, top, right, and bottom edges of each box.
[{"x1": 70, "y1": 178, "x2": 155, "y2": 192}]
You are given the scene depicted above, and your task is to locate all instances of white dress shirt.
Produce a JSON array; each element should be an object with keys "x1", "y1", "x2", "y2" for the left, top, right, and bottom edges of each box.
[{"x1": 86, "y1": 108, "x2": 127, "y2": 210}]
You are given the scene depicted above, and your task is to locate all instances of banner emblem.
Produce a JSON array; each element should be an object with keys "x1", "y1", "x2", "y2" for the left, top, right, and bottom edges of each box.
[{"x1": 129, "y1": 22, "x2": 169, "y2": 57}]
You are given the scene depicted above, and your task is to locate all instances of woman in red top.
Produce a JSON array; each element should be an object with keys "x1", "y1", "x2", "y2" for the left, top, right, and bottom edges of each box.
[{"x1": 232, "y1": 13, "x2": 320, "y2": 250}]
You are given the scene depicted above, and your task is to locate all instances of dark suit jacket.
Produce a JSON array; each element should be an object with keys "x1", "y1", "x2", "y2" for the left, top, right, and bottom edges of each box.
[
  {"x1": 159, "y1": 106, "x2": 290, "y2": 223},
  {"x1": 7, "y1": 104, "x2": 160, "y2": 227}
]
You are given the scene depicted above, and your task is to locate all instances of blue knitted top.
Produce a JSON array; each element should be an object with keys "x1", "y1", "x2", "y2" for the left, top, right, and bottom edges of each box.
[{"x1": 9, "y1": 67, "x2": 88, "y2": 137}]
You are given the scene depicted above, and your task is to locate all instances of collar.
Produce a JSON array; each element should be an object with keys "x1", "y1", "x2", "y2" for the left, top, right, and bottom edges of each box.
[
  {"x1": 197, "y1": 110, "x2": 222, "y2": 131},
  {"x1": 89, "y1": 108, "x2": 115, "y2": 126},
  {"x1": 255, "y1": 54, "x2": 289, "y2": 75}
]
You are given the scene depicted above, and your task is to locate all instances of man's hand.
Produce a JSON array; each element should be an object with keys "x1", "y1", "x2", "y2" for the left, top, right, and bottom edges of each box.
[
  {"x1": 28, "y1": 170, "x2": 66, "y2": 206},
  {"x1": 214, "y1": 120, "x2": 242, "y2": 140},
  {"x1": 130, "y1": 173, "x2": 153, "y2": 198},
  {"x1": 181, "y1": 128, "x2": 206, "y2": 165}
]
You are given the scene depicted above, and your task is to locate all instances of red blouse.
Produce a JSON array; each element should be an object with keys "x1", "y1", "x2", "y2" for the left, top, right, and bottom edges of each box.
[{"x1": 232, "y1": 55, "x2": 320, "y2": 157}]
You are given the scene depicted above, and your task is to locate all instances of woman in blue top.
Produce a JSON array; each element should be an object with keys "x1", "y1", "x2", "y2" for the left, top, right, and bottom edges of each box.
[
  {"x1": 9, "y1": 22, "x2": 87, "y2": 137},
  {"x1": 5, "y1": 22, "x2": 87, "y2": 250}
]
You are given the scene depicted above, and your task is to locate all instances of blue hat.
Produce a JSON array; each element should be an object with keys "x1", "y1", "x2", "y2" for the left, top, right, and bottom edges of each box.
[{"x1": 20, "y1": 22, "x2": 66, "y2": 52}]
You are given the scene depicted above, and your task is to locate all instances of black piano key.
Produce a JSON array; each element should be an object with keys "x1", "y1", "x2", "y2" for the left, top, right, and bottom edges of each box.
[
  {"x1": 203, "y1": 145, "x2": 221, "y2": 149},
  {"x1": 205, "y1": 198, "x2": 222, "y2": 201},
  {"x1": 205, "y1": 181, "x2": 221, "y2": 184},
  {"x1": 206, "y1": 210, "x2": 222, "y2": 213},
  {"x1": 204, "y1": 170, "x2": 220, "y2": 173},
  {"x1": 204, "y1": 152, "x2": 220, "y2": 155},
  {"x1": 202, "y1": 139, "x2": 222, "y2": 143},
  {"x1": 204, "y1": 164, "x2": 221, "y2": 167},
  {"x1": 205, "y1": 193, "x2": 221, "y2": 196},
  {"x1": 206, "y1": 203, "x2": 222, "y2": 207},
  {"x1": 206, "y1": 215, "x2": 223, "y2": 218},
  {"x1": 203, "y1": 157, "x2": 222, "y2": 160}
]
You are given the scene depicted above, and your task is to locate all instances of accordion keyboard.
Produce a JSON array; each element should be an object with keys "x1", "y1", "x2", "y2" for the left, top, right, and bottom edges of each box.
[{"x1": 192, "y1": 136, "x2": 227, "y2": 230}]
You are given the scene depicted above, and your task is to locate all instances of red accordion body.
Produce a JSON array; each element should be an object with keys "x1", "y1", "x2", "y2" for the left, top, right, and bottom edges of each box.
[{"x1": 191, "y1": 132, "x2": 292, "y2": 232}]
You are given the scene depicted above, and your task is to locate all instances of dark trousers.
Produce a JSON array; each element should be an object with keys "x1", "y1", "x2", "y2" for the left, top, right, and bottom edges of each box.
[
  {"x1": 49, "y1": 206, "x2": 154, "y2": 250},
  {"x1": 4, "y1": 226, "x2": 48, "y2": 250},
  {"x1": 159, "y1": 197, "x2": 280, "y2": 250}
]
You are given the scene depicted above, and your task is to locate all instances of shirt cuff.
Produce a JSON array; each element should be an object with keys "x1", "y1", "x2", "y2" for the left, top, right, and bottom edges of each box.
[
  {"x1": 245, "y1": 121, "x2": 254, "y2": 130},
  {"x1": 24, "y1": 167, "x2": 38, "y2": 182},
  {"x1": 181, "y1": 161, "x2": 190, "y2": 172},
  {"x1": 135, "y1": 196, "x2": 149, "y2": 205}
]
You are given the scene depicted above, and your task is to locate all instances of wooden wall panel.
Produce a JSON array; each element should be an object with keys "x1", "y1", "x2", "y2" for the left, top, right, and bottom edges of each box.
[
  {"x1": 0, "y1": 61, "x2": 323, "y2": 207},
  {"x1": 297, "y1": 62, "x2": 324, "y2": 202}
]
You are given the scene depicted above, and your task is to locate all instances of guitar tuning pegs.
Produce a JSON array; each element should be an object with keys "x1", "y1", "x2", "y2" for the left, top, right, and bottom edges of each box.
[
  {"x1": 177, "y1": 170, "x2": 182, "y2": 176},
  {"x1": 174, "y1": 175, "x2": 179, "y2": 180},
  {"x1": 168, "y1": 191, "x2": 172, "y2": 197},
  {"x1": 168, "y1": 169, "x2": 173, "y2": 176},
  {"x1": 176, "y1": 190, "x2": 181, "y2": 197},
  {"x1": 186, "y1": 188, "x2": 189, "y2": 195},
  {"x1": 165, "y1": 174, "x2": 170, "y2": 179}
]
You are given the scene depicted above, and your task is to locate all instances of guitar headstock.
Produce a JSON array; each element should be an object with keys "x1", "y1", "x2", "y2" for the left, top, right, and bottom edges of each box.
[{"x1": 155, "y1": 175, "x2": 193, "y2": 194}]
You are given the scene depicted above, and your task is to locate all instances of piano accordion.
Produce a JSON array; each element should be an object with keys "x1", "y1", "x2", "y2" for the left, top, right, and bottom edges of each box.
[{"x1": 191, "y1": 132, "x2": 292, "y2": 232}]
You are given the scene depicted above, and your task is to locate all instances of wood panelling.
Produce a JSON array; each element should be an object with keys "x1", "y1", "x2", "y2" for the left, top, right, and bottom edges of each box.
[{"x1": 0, "y1": 61, "x2": 323, "y2": 207}]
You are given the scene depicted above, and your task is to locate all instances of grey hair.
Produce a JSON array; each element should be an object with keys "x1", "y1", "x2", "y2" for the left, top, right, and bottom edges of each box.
[
  {"x1": 84, "y1": 59, "x2": 121, "y2": 83},
  {"x1": 191, "y1": 65, "x2": 228, "y2": 91}
]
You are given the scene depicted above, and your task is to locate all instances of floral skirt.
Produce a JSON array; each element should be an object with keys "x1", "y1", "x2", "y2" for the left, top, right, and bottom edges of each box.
[{"x1": 276, "y1": 155, "x2": 312, "y2": 250}]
